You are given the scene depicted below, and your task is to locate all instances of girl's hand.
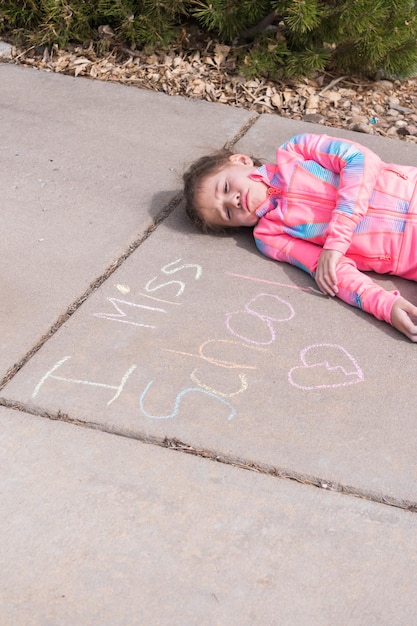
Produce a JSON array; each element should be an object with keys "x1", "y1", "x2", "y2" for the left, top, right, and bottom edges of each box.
[
  {"x1": 315, "y1": 249, "x2": 343, "y2": 296},
  {"x1": 391, "y1": 297, "x2": 417, "y2": 342}
]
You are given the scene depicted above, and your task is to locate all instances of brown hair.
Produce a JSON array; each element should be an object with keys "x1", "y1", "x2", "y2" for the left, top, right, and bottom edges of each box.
[{"x1": 182, "y1": 148, "x2": 262, "y2": 234}]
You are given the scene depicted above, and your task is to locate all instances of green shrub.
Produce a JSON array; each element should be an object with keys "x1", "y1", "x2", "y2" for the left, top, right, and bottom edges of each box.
[{"x1": 1, "y1": 0, "x2": 417, "y2": 79}]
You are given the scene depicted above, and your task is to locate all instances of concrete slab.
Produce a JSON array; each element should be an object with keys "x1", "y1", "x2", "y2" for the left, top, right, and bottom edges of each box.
[
  {"x1": 0, "y1": 64, "x2": 252, "y2": 379},
  {"x1": 3, "y1": 192, "x2": 417, "y2": 503},
  {"x1": 1, "y1": 405, "x2": 417, "y2": 626}
]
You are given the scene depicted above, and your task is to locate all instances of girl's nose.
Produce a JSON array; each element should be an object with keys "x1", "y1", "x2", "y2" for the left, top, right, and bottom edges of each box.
[{"x1": 232, "y1": 192, "x2": 241, "y2": 209}]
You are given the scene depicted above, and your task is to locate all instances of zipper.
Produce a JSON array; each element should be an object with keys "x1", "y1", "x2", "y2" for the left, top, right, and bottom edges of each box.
[
  {"x1": 383, "y1": 166, "x2": 408, "y2": 180},
  {"x1": 267, "y1": 186, "x2": 334, "y2": 205},
  {"x1": 267, "y1": 173, "x2": 413, "y2": 219},
  {"x1": 271, "y1": 188, "x2": 413, "y2": 220},
  {"x1": 351, "y1": 253, "x2": 392, "y2": 261},
  {"x1": 267, "y1": 186, "x2": 282, "y2": 196}
]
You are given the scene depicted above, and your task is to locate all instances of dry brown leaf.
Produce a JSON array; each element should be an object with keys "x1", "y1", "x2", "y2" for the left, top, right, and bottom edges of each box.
[
  {"x1": 271, "y1": 92, "x2": 282, "y2": 110},
  {"x1": 214, "y1": 43, "x2": 230, "y2": 67},
  {"x1": 74, "y1": 64, "x2": 88, "y2": 76}
]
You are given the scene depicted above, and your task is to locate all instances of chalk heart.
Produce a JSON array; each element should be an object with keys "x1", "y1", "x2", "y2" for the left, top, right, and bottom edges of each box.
[{"x1": 288, "y1": 343, "x2": 364, "y2": 390}]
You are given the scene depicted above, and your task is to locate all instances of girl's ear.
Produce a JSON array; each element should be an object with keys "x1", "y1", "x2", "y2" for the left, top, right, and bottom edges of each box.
[{"x1": 228, "y1": 153, "x2": 254, "y2": 166}]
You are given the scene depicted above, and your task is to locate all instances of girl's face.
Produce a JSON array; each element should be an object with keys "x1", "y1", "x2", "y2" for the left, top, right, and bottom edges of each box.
[{"x1": 194, "y1": 154, "x2": 268, "y2": 228}]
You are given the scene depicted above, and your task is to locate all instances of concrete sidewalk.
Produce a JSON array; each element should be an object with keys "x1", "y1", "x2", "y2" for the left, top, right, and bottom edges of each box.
[{"x1": 1, "y1": 62, "x2": 417, "y2": 625}]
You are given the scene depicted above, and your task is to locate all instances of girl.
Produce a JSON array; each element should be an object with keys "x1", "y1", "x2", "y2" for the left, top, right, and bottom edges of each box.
[{"x1": 183, "y1": 133, "x2": 417, "y2": 341}]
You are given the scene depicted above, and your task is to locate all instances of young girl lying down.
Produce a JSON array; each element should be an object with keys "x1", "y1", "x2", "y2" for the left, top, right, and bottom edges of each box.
[{"x1": 183, "y1": 133, "x2": 417, "y2": 341}]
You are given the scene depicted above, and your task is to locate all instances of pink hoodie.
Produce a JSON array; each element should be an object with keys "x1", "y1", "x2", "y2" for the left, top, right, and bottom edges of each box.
[{"x1": 253, "y1": 133, "x2": 417, "y2": 324}]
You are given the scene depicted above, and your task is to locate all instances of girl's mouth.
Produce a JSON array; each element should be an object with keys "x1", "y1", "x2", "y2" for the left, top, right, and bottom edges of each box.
[{"x1": 244, "y1": 191, "x2": 249, "y2": 212}]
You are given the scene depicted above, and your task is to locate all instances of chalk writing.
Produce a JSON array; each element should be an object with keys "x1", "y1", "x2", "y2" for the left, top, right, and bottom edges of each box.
[
  {"x1": 190, "y1": 369, "x2": 248, "y2": 398},
  {"x1": 164, "y1": 339, "x2": 266, "y2": 370},
  {"x1": 288, "y1": 344, "x2": 364, "y2": 390},
  {"x1": 226, "y1": 293, "x2": 295, "y2": 345},
  {"x1": 31, "y1": 258, "x2": 365, "y2": 424},
  {"x1": 94, "y1": 258, "x2": 202, "y2": 328},
  {"x1": 32, "y1": 356, "x2": 137, "y2": 405},
  {"x1": 145, "y1": 258, "x2": 202, "y2": 297},
  {"x1": 116, "y1": 284, "x2": 130, "y2": 295},
  {"x1": 226, "y1": 271, "x2": 322, "y2": 294},
  {"x1": 94, "y1": 297, "x2": 166, "y2": 328},
  {"x1": 164, "y1": 339, "x2": 267, "y2": 400},
  {"x1": 160, "y1": 258, "x2": 203, "y2": 280},
  {"x1": 139, "y1": 382, "x2": 236, "y2": 420}
]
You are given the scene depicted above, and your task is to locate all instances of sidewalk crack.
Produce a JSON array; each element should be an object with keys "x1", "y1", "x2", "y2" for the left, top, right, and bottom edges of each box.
[
  {"x1": 0, "y1": 192, "x2": 183, "y2": 392},
  {"x1": 2, "y1": 397, "x2": 417, "y2": 515}
]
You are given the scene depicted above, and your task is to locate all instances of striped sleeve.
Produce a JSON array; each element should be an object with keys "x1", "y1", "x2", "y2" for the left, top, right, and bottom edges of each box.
[
  {"x1": 281, "y1": 134, "x2": 383, "y2": 255},
  {"x1": 254, "y1": 232, "x2": 400, "y2": 324}
]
